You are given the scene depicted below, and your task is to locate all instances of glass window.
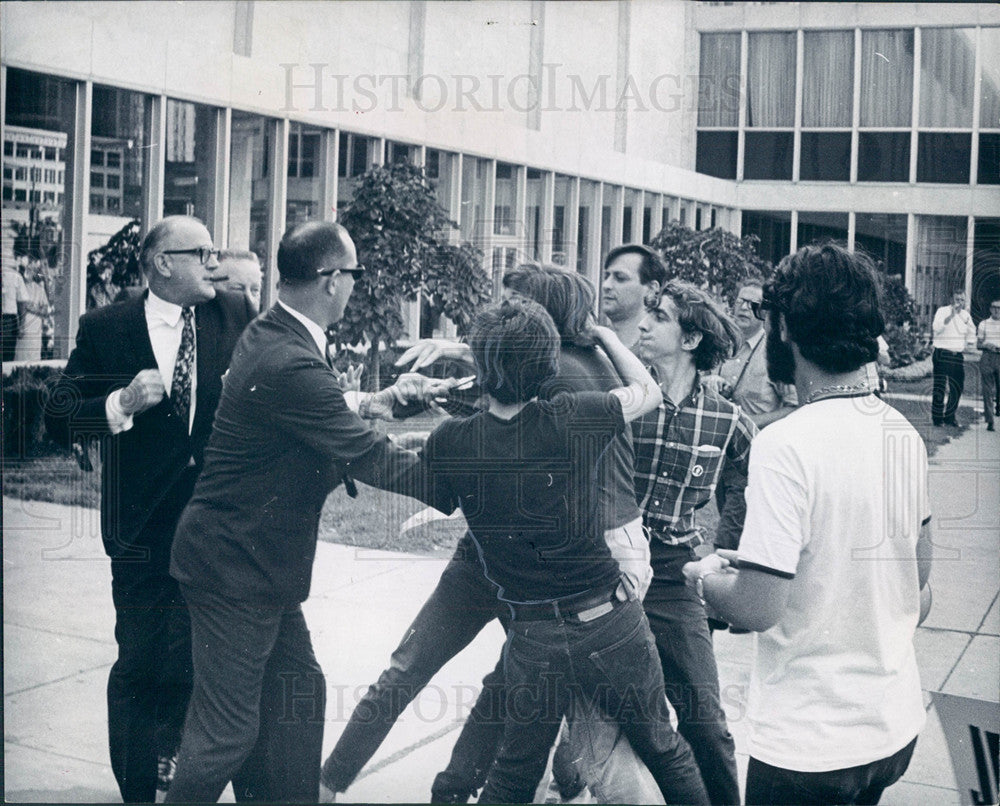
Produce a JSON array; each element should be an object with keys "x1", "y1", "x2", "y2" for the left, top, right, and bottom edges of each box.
[
  {"x1": 800, "y1": 132, "x2": 851, "y2": 181},
  {"x1": 4, "y1": 141, "x2": 13, "y2": 156},
  {"x1": 699, "y1": 33, "x2": 741, "y2": 128},
  {"x1": 165, "y1": 98, "x2": 219, "y2": 221},
  {"x1": 106, "y1": 151, "x2": 121, "y2": 168},
  {"x1": 797, "y1": 211, "x2": 848, "y2": 248},
  {"x1": 494, "y1": 161, "x2": 516, "y2": 236},
  {"x1": 858, "y1": 132, "x2": 911, "y2": 182},
  {"x1": 15, "y1": 166, "x2": 27, "y2": 181},
  {"x1": 742, "y1": 210, "x2": 791, "y2": 266},
  {"x1": 743, "y1": 132, "x2": 793, "y2": 180},
  {"x1": 106, "y1": 175, "x2": 120, "y2": 190},
  {"x1": 980, "y1": 29, "x2": 1000, "y2": 129},
  {"x1": 524, "y1": 168, "x2": 544, "y2": 261},
  {"x1": 855, "y1": 213, "x2": 907, "y2": 278},
  {"x1": 747, "y1": 32, "x2": 796, "y2": 127},
  {"x1": 979, "y1": 133, "x2": 1000, "y2": 185},
  {"x1": 4, "y1": 68, "x2": 77, "y2": 358},
  {"x1": 460, "y1": 156, "x2": 490, "y2": 247},
  {"x1": 972, "y1": 218, "x2": 1000, "y2": 320},
  {"x1": 578, "y1": 179, "x2": 598, "y2": 273},
  {"x1": 2, "y1": 187, "x2": 12, "y2": 201},
  {"x1": 917, "y1": 132, "x2": 971, "y2": 183},
  {"x1": 913, "y1": 215, "x2": 968, "y2": 320},
  {"x1": 287, "y1": 123, "x2": 325, "y2": 228},
  {"x1": 228, "y1": 111, "x2": 275, "y2": 280},
  {"x1": 920, "y1": 28, "x2": 975, "y2": 128},
  {"x1": 426, "y1": 148, "x2": 457, "y2": 219},
  {"x1": 861, "y1": 30, "x2": 914, "y2": 127},
  {"x1": 643, "y1": 204, "x2": 653, "y2": 243},
  {"x1": 696, "y1": 131, "x2": 737, "y2": 179},
  {"x1": 337, "y1": 133, "x2": 375, "y2": 206},
  {"x1": 623, "y1": 188, "x2": 641, "y2": 243},
  {"x1": 386, "y1": 140, "x2": 415, "y2": 165},
  {"x1": 91, "y1": 149, "x2": 104, "y2": 166},
  {"x1": 552, "y1": 174, "x2": 572, "y2": 267},
  {"x1": 802, "y1": 31, "x2": 853, "y2": 127}
]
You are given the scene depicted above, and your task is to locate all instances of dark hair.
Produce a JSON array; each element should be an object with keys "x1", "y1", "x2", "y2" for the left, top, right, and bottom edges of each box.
[
  {"x1": 738, "y1": 274, "x2": 766, "y2": 292},
  {"x1": 647, "y1": 280, "x2": 742, "y2": 371},
  {"x1": 766, "y1": 243, "x2": 884, "y2": 373},
  {"x1": 277, "y1": 221, "x2": 350, "y2": 283},
  {"x1": 603, "y1": 243, "x2": 668, "y2": 287},
  {"x1": 139, "y1": 215, "x2": 205, "y2": 274},
  {"x1": 468, "y1": 298, "x2": 560, "y2": 405},
  {"x1": 502, "y1": 263, "x2": 596, "y2": 346}
]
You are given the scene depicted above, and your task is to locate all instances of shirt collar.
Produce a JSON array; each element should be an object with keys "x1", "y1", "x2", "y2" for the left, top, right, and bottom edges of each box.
[
  {"x1": 649, "y1": 365, "x2": 702, "y2": 412},
  {"x1": 277, "y1": 299, "x2": 328, "y2": 356},
  {"x1": 743, "y1": 328, "x2": 764, "y2": 351},
  {"x1": 145, "y1": 288, "x2": 185, "y2": 327}
]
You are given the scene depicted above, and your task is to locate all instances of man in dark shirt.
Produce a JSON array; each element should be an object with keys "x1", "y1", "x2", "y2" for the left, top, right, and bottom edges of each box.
[{"x1": 421, "y1": 297, "x2": 708, "y2": 804}]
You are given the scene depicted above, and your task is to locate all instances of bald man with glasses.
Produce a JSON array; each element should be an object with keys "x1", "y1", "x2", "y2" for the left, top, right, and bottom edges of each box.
[{"x1": 46, "y1": 215, "x2": 256, "y2": 803}]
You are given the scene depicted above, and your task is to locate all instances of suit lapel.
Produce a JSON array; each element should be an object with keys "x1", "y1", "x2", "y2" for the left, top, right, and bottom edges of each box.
[{"x1": 121, "y1": 291, "x2": 158, "y2": 373}]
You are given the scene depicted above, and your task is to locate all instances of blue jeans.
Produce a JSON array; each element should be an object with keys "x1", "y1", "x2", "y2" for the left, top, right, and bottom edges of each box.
[
  {"x1": 643, "y1": 543, "x2": 740, "y2": 805},
  {"x1": 479, "y1": 598, "x2": 709, "y2": 805},
  {"x1": 745, "y1": 737, "x2": 917, "y2": 805},
  {"x1": 320, "y1": 546, "x2": 505, "y2": 799}
]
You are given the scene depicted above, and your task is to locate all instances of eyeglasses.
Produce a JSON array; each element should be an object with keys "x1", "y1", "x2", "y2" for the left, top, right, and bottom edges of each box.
[
  {"x1": 160, "y1": 247, "x2": 221, "y2": 265},
  {"x1": 751, "y1": 298, "x2": 785, "y2": 321},
  {"x1": 735, "y1": 297, "x2": 757, "y2": 309},
  {"x1": 318, "y1": 264, "x2": 366, "y2": 280}
]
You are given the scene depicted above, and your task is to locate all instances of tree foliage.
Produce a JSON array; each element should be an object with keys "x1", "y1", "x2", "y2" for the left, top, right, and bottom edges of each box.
[
  {"x1": 648, "y1": 221, "x2": 773, "y2": 304},
  {"x1": 876, "y1": 271, "x2": 930, "y2": 368},
  {"x1": 86, "y1": 218, "x2": 143, "y2": 304},
  {"x1": 333, "y1": 162, "x2": 490, "y2": 388}
]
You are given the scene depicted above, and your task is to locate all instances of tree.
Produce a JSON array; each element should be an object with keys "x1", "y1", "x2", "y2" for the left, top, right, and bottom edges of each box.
[
  {"x1": 86, "y1": 218, "x2": 142, "y2": 307},
  {"x1": 648, "y1": 221, "x2": 773, "y2": 303},
  {"x1": 333, "y1": 163, "x2": 491, "y2": 389}
]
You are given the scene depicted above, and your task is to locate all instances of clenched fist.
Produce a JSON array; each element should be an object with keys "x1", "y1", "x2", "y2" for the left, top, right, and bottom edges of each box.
[{"x1": 119, "y1": 369, "x2": 166, "y2": 416}]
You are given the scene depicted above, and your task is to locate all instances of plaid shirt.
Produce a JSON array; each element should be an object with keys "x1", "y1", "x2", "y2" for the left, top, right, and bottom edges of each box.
[{"x1": 632, "y1": 377, "x2": 757, "y2": 548}]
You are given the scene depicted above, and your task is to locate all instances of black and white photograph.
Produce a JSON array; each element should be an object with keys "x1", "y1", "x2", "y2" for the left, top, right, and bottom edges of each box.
[{"x1": 2, "y1": 1, "x2": 999, "y2": 803}]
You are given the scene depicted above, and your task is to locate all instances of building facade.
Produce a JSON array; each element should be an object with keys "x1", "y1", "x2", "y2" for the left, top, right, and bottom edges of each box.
[{"x1": 2, "y1": 0, "x2": 998, "y2": 359}]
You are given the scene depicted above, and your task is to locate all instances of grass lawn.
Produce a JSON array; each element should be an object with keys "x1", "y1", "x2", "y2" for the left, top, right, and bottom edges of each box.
[{"x1": 2, "y1": 396, "x2": 975, "y2": 557}]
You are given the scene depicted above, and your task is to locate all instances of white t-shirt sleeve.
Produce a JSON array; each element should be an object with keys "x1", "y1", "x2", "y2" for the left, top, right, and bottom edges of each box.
[{"x1": 737, "y1": 437, "x2": 808, "y2": 578}]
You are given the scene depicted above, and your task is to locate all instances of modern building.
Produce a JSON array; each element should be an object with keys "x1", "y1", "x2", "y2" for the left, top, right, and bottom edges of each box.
[{"x1": 2, "y1": 0, "x2": 998, "y2": 358}]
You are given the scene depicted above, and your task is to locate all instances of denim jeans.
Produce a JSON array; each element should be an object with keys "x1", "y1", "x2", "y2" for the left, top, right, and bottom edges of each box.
[
  {"x1": 478, "y1": 598, "x2": 709, "y2": 805},
  {"x1": 643, "y1": 543, "x2": 740, "y2": 805},
  {"x1": 321, "y1": 547, "x2": 505, "y2": 797},
  {"x1": 745, "y1": 737, "x2": 917, "y2": 805}
]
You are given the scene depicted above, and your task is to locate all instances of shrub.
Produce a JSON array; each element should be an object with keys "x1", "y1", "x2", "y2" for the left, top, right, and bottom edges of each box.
[
  {"x1": 877, "y1": 273, "x2": 931, "y2": 368},
  {"x1": 2, "y1": 364, "x2": 65, "y2": 458}
]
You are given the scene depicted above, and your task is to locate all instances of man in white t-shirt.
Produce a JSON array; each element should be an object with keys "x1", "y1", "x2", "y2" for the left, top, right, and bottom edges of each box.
[
  {"x1": 683, "y1": 243, "x2": 933, "y2": 805},
  {"x1": 977, "y1": 299, "x2": 1000, "y2": 431},
  {"x1": 931, "y1": 290, "x2": 976, "y2": 426}
]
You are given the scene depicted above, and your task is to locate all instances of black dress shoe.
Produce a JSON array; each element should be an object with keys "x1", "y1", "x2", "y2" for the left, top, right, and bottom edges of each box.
[
  {"x1": 988, "y1": 424, "x2": 995, "y2": 431},
  {"x1": 944, "y1": 418, "x2": 959, "y2": 427},
  {"x1": 932, "y1": 420, "x2": 944, "y2": 427}
]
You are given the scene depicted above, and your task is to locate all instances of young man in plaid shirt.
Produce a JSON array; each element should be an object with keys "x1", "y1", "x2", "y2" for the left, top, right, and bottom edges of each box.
[{"x1": 631, "y1": 279, "x2": 758, "y2": 805}]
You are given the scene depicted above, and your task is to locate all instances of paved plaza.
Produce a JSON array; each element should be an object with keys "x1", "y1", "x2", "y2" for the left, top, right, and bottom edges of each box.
[{"x1": 3, "y1": 419, "x2": 998, "y2": 804}]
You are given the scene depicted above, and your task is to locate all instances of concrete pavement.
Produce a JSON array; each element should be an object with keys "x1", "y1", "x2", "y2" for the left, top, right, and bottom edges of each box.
[{"x1": 4, "y1": 419, "x2": 998, "y2": 804}]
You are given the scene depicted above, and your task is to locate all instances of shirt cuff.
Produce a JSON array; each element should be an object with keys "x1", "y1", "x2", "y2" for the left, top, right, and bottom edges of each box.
[{"x1": 105, "y1": 389, "x2": 135, "y2": 434}]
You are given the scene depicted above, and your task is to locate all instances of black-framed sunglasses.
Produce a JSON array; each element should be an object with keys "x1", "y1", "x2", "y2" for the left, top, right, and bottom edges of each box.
[
  {"x1": 319, "y1": 264, "x2": 366, "y2": 280},
  {"x1": 160, "y1": 247, "x2": 221, "y2": 265}
]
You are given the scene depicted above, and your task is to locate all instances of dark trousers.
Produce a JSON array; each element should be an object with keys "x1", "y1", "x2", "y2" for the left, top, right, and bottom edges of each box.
[
  {"x1": 644, "y1": 544, "x2": 741, "y2": 805},
  {"x1": 745, "y1": 736, "x2": 917, "y2": 805},
  {"x1": 980, "y1": 351, "x2": 1000, "y2": 428},
  {"x1": 165, "y1": 585, "x2": 326, "y2": 803},
  {"x1": 932, "y1": 348, "x2": 965, "y2": 423},
  {"x1": 320, "y1": 548, "x2": 504, "y2": 799},
  {"x1": 2, "y1": 313, "x2": 18, "y2": 361},
  {"x1": 108, "y1": 562, "x2": 193, "y2": 803},
  {"x1": 478, "y1": 598, "x2": 709, "y2": 805}
]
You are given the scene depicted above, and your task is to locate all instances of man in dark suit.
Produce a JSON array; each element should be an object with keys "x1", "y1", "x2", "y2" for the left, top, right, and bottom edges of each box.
[
  {"x1": 164, "y1": 221, "x2": 441, "y2": 803},
  {"x1": 45, "y1": 215, "x2": 256, "y2": 803}
]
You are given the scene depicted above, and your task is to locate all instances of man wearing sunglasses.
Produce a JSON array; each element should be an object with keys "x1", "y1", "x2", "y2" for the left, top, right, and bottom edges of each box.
[{"x1": 45, "y1": 215, "x2": 256, "y2": 803}]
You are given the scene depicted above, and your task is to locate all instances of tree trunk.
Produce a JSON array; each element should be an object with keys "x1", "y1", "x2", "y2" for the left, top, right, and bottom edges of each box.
[{"x1": 366, "y1": 339, "x2": 381, "y2": 393}]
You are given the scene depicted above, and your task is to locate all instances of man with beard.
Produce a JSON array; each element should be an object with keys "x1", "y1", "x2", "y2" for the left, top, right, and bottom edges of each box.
[{"x1": 684, "y1": 243, "x2": 932, "y2": 805}]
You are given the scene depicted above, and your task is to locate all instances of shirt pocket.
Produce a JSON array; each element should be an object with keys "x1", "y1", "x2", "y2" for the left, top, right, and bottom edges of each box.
[{"x1": 682, "y1": 445, "x2": 724, "y2": 490}]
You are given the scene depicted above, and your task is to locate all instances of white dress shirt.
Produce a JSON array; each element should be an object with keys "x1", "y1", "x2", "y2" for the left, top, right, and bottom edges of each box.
[
  {"x1": 932, "y1": 304, "x2": 975, "y2": 352},
  {"x1": 106, "y1": 290, "x2": 198, "y2": 434}
]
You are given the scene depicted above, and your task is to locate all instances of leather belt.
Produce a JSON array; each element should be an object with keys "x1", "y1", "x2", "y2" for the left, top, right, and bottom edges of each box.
[{"x1": 506, "y1": 579, "x2": 629, "y2": 623}]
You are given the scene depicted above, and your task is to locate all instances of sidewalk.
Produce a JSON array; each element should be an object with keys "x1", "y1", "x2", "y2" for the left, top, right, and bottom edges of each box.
[{"x1": 4, "y1": 421, "x2": 998, "y2": 804}]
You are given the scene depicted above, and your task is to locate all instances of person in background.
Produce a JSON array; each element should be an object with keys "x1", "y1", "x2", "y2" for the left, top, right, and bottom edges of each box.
[
  {"x1": 931, "y1": 289, "x2": 976, "y2": 427},
  {"x1": 214, "y1": 249, "x2": 263, "y2": 312},
  {"x1": 684, "y1": 242, "x2": 932, "y2": 805},
  {"x1": 977, "y1": 299, "x2": 1000, "y2": 431},
  {"x1": 45, "y1": 215, "x2": 256, "y2": 803},
  {"x1": 2, "y1": 258, "x2": 29, "y2": 361},
  {"x1": 13, "y1": 262, "x2": 51, "y2": 361},
  {"x1": 600, "y1": 244, "x2": 668, "y2": 352}
]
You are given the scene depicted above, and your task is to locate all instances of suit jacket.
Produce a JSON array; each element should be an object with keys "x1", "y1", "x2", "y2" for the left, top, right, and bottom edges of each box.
[
  {"x1": 45, "y1": 291, "x2": 256, "y2": 561},
  {"x1": 170, "y1": 303, "x2": 431, "y2": 606}
]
